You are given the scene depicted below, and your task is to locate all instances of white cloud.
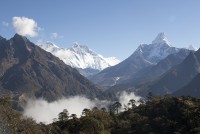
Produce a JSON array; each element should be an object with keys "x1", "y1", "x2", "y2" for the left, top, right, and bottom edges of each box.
[
  {"x1": 22, "y1": 92, "x2": 142, "y2": 124},
  {"x1": 118, "y1": 91, "x2": 141, "y2": 107},
  {"x1": 12, "y1": 16, "x2": 39, "y2": 37},
  {"x1": 2, "y1": 21, "x2": 9, "y2": 27},
  {"x1": 51, "y1": 32, "x2": 58, "y2": 38},
  {"x1": 51, "y1": 32, "x2": 63, "y2": 39},
  {"x1": 23, "y1": 96, "x2": 109, "y2": 124}
]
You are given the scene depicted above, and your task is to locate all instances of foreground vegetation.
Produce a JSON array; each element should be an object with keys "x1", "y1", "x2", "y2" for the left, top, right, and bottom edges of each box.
[
  {"x1": 0, "y1": 95, "x2": 200, "y2": 134},
  {"x1": 0, "y1": 96, "x2": 46, "y2": 133}
]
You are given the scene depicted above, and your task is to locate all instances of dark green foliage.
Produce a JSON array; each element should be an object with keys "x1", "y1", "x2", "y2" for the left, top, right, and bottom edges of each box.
[
  {"x1": 52, "y1": 106, "x2": 113, "y2": 134},
  {"x1": 0, "y1": 96, "x2": 47, "y2": 133},
  {"x1": 147, "y1": 92, "x2": 153, "y2": 101},
  {"x1": 80, "y1": 117, "x2": 104, "y2": 134},
  {"x1": 58, "y1": 109, "x2": 69, "y2": 122},
  {"x1": 52, "y1": 96, "x2": 200, "y2": 134},
  {"x1": 128, "y1": 99, "x2": 136, "y2": 109},
  {"x1": 1, "y1": 95, "x2": 200, "y2": 133},
  {"x1": 112, "y1": 101, "x2": 122, "y2": 114}
]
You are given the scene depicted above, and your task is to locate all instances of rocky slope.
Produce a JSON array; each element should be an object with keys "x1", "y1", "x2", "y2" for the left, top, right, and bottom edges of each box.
[{"x1": 0, "y1": 34, "x2": 103, "y2": 101}]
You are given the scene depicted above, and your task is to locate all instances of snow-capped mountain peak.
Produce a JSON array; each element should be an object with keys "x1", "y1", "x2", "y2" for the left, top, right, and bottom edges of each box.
[
  {"x1": 72, "y1": 42, "x2": 88, "y2": 50},
  {"x1": 38, "y1": 42, "x2": 120, "y2": 71},
  {"x1": 39, "y1": 41, "x2": 59, "y2": 48},
  {"x1": 133, "y1": 33, "x2": 179, "y2": 64},
  {"x1": 37, "y1": 41, "x2": 59, "y2": 52},
  {"x1": 152, "y1": 32, "x2": 171, "y2": 46},
  {"x1": 70, "y1": 43, "x2": 94, "y2": 54}
]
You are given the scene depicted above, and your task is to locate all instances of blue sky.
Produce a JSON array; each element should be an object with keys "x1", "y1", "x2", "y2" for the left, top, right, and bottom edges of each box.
[{"x1": 1, "y1": 0, "x2": 200, "y2": 60}]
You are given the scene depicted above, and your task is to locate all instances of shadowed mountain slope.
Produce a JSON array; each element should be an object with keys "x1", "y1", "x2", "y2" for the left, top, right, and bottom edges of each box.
[{"x1": 0, "y1": 34, "x2": 103, "y2": 101}]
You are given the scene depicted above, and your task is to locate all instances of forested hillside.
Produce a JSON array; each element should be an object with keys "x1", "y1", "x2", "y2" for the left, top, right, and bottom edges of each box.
[{"x1": 1, "y1": 95, "x2": 200, "y2": 134}]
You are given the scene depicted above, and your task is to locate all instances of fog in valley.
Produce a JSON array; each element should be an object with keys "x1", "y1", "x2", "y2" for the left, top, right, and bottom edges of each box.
[{"x1": 23, "y1": 91, "x2": 141, "y2": 124}]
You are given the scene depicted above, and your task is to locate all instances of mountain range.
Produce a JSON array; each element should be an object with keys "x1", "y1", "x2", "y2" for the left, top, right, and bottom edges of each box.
[
  {"x1": 37, "y1": 32, "x2": 199, "y2": 98},
  {"x1": 89, "y1": 33, "x2": 189, "y2": 88},
  {"x1": 0, "y1": 34, "x2": 104, "y2": 101},
  {"x1": 0, "y1": 32, "x2": 199, "y2": 102},
  {"x1": 38, "y1": 42, "x2": 120, "y2": 77},
  {"x1": 119, "y1": 48, "x2": 192, "y2": 86}
]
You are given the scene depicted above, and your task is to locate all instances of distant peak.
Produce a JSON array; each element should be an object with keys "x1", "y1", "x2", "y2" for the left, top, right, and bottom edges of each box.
[
  {"x1": 187, "y1": 45, "x2": 197, "y2": 51},
  {"x1": 72, "y1": 42, "x2": 80, "y2": 48},
  {"x1": 12, "y1": 33, "x2": 28, "y2": 42},
  {"x1": 46, "y1": 41, "x2": 59, "y2": 48},
  {"x1": 14, "y1": 33, "x2": 24, "y2": 38},
  {"x1": 152, "y1": 32, "x2": 171, "y2": 46},
  {"x1": 37, "y1": 41, "x2": 59, "y2": 48},
  {"x1": 72, "y1": 43, "x2": 89, "y2": 51}
]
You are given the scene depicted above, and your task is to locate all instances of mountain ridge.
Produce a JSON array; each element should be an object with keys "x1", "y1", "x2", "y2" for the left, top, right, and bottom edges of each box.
[
  {"x1": 90, "y1": 33, "x2": 183, "y2": 88},
  {"x1": 143, "y1": 49, "x2": 200, "y2": 96},
  {"x1": 0, "y1": 34, "x2": 104, "y2": 101},
  {"x1": 121, "y1": 48, "x2": 192, "y2": 86},
  {"x1": 38, "y1": 41, "x2": 120, "y2": 72}
]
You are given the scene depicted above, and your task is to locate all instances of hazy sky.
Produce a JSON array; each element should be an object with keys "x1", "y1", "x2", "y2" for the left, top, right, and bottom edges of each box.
[{"x1": 1, "y1": 0, "x2": 200, "y2": 60}]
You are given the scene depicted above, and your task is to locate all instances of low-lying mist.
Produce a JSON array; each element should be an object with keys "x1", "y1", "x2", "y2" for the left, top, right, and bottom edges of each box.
[
  {"x1": 23, "y1": 91, "x2": 141, "y2": 124},
  {"x1": 118, "y1": 91, "x2": 141, "y2": 106}
]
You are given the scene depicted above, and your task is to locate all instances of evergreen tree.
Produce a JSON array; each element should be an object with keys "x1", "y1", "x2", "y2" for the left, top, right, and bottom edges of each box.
[
  {"x1": 113, "y1": 102, "x2": 122, "y2": 114},
  {"x1": 58, "y1": 109, "x2": 69, "y2": 121}
]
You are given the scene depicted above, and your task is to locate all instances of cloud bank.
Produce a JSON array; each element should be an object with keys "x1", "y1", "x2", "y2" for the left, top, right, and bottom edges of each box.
[
  {"x1": 118, "y1": 91, "x2": 141, "y2": 106},
  {"x1": 12, "y1": 16, "x2": 39, "y2": 37},
  {"x1": 23, "y1": 92, "x2": 141, "y2": 124},
  {"x1": 23, "y1": 96, "x2": 109, "y2": 124}
]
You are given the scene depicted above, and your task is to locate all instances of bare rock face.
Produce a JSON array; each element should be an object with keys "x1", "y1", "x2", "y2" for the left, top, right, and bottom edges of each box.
[{"x1": 0, "y1": 34, "x2": 103, "y2": 101}]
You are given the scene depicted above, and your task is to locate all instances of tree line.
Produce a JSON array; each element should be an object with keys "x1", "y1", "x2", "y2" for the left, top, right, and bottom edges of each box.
[{"x1": 0, "y1": 95, "x2": 200, "y2": 134}]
